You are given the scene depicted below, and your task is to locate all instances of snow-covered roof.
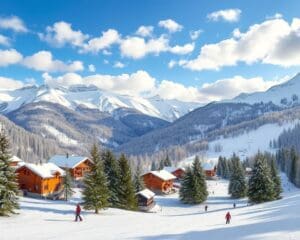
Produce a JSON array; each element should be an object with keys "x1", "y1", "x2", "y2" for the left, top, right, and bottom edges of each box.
[
  {"x1": 202, "y1": 163, "x2": 215, "y2": 171},
  {"x1": 136, "y1": 188, "x2": 155, "y2": 199},
  {"x1": 48, "y1": 155, "x2": 90, "y2": 169},
  {"x1": 163, "y1": 166, "x2": 185, "y2": 173},
  {"x1": 10, "y1": 156, "x2": 22, "y2": 162},
  {"x1": 146, "y1": 170, "x2": 176, "y2": 181},
  {"x1": 21, "y1": 163, "x2": 65, "y2": 179}
]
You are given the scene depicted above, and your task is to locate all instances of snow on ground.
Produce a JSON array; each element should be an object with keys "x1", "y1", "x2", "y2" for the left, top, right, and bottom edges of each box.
[
  {"x1": 1, "y1": 175, "x2": 300, "y2": 240},
  {"x1": 43, "y1": 124, "x2": 78, "y2": 146}
]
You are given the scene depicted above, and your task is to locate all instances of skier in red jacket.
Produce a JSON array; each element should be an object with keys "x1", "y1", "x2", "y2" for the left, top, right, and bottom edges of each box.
[
  {"x1": 225, "y1": 211, "x2": 231, "y2": 224},
  {"x1": 75, "y1": 204, "x2": 83, "y2": 222}
]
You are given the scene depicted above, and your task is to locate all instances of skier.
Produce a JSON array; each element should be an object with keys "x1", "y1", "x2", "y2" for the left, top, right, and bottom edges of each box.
[
  {"x1": 75, "y1": 204, "x2": 83, "y2": 222},
  {"x1": 233, "y1": 202, "x2": 236, "y2": 208},
  {"x1": 205, "y1": 205, "x2": 208, "y2": 212},
  {"x1": 225, "y1": 212, "x2": 231, "y2": 224}
]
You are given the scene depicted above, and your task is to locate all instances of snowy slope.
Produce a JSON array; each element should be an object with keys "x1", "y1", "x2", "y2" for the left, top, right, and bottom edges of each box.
[
  {"x1": 1, "y1": 176, "x2": 299, "y2": 240},
  {"x1": 232, "y1": 73, "x2": 300, "y2": 105},
  {"x1": 0, "y1": 85, "x2": 200, "y2": 121},
  {"x1": 181, "y1": 121, "x2": 298, "y2": 165}
]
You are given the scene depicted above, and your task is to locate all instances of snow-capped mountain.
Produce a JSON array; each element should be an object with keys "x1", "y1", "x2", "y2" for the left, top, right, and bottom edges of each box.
[
  {"x1": 232, "y1": 73, "x2": 300, "y2": 106},
  {"x1": 0, "y1": 84, "x2": 200, "y2": 122}
]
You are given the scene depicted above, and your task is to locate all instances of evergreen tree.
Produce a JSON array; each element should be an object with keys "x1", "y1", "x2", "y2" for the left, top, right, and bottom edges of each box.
[
  {"x1": 63, "y1": 170, "x2": 74, "y2": 201},
  {"x1": 0, "y1": 130, "x2": 19, "y2": 216},
  {"x1": 117, "y1": 154, "x2": 138, "y2": 210},
  {"x1": 102, "y1": 150, "x2": 120, "y2": 206},
  {"x1": 228, "y1": 155, "x2": 247, "y2": 198},
  {"x1": 150, "y1": 161, "x2": 156, "y2": 171},
  {"x1": 216, "y1": 156, "x2": 223, "y2": 177},
  {"x1": 164, "y1": 154, "x2": 172, "y2": 167},
  {"x1": 289, "y1": 147, "x2": 298, "y2": 184},
  {"x1": 248, "y1": 153, "x2": 275, "y2": 203},
  {"x1": 134, "y1": 163, "x2": 145, "y2": 193},
  {"x1": 180, "y1": 156, "x2": 208, "y2": 204},
  {"x1": 159, "y1": 159, "x2": 164, "y2": 170},
  {"x1": 270, "y1": 159, "x2": 282, "y2": 199},
  {"x1": 82, "y1": 144, "x2": 110, "y2": 214}
]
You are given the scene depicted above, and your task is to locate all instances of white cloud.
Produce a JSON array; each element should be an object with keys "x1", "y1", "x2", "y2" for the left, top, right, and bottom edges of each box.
[
  {"x1": 88, "y1": 64, "x2": 96, "y2": 72},
  {"x1": 190, "y1": 30, "x2": 202, "y2": 40},
  {"x1": 39, "y1": 21, "x2": 88, "y2": 47},
  {"x1": 81, "y1": 29, "x2": 120, "y2": 53},
  {"x1": 44, "y1": 70, "x2": 155, "y2": 95},
  {"x1": 113, "y1": 61, "x2": 125, "y2": 68},
  {"x1": 158, "y1": 19, "x2": 183, "y2": 33},
  {"x1": 120, "y1": 35, "x2": 169, "y2": 59},
  {"x1": 0, "y1": 16, "x2": 28, "y2": 32},
  {"x1": 170, "y1": 43, "x2": 195, "y2": 55},
  {"x1": 156, "y1": 75, "x2": 286, "y2": 102},
  {"x1": 266, "y1": 13, "x2": 283, "y2": 20},
  {"x1": 181, "y1": 18, "x2": 300, "y2": 71},
  {"x1": 0, "y1": 49, "x2": 23, "y2": 66},
  {"x1": 0, "y1": 34, "x2": 10, "y2": 46},
  {"x1": 136, "y1": 25, "x2": 154, "y2": 37},
  {"x1": 207, "y1": 9, "x2": 241, "y2": 22},
  {"x1": 0, "y1": 76, "x2": 24, "y2": 90},
  {"x1": 168, "y1": 60, "x2": 177, "y2": 68},
  {"x1": 22, "y1": 51, "x2": 84, "y2": 72}
]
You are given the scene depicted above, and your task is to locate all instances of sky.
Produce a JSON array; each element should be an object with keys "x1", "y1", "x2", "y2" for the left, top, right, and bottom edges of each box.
[{"x1": 0, "y1": 0, "x2": 300, "y2": 102}]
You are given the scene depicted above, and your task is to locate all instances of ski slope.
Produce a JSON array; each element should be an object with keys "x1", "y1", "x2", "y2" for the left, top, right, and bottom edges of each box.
[{"x1": 1, "y1": 175, "x2": 300, "y2": 240}]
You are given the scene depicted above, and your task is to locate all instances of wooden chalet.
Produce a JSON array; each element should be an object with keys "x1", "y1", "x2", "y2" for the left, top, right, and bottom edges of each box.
[
  {"x1": 163, "y1": 166, "x2": 185, "y2": 180},
  {"x1": 203, "y1": 162, "x2": 217, "y2": 178},
  {"x1": 48, "y1": 155, "x2": 93, "y2": 180},
  {"x1": 16, "y1": 163, "x2": 65, "y2": 198},
  {"x1": 142, "y1": 170, "x2": 176, "y2": 194},
  {"x1": 136, "y1": 188, "x2": 155, "y2": 211}
]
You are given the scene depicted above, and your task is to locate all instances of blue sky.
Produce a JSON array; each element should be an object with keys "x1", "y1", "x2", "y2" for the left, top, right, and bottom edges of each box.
[{"x1": 0, "y1": 0, "x2": 300, "y2": 102}]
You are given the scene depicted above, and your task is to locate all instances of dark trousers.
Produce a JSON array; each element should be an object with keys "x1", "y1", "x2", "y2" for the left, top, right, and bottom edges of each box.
[
  {"x1": 75, "y1": 214, "x2": 82, "y2": 221},
  {"x1": 226, "y1": 219, "x2": 230, "y2": 224}
]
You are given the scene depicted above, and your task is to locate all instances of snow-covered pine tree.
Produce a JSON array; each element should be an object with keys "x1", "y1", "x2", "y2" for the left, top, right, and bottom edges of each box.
[
  {"x1": 289, "y1": 147, "x2": 298, "y2": 184},
  {"x1": 270, "y1": 159, "x2": 282, "y2": 199},
  {"x1": 228, "y1": 154, "x2": 247, "y2": 198},
  {"x1": 164, "y1": 154, "x2": 172, "y2": 167},
  {"x1": 63, "y1": 170, "x2": 74, "y2": 201},
  {"x1": 134, "y1": 163, "x2": 145, "y2": 193},
  {"x1": 159, "y1": 159, "x2": 164, "y2": 170},
  {"x1": 179, "y1": 166, "x2": 194, "y2": 203},
  {"x1": 192, "y1": 156, "x2": 208, "y2": 203},
  {"x1": 248, "y1": 153, "x2": 275, "y2": 203},
  {"x1": 117, "y1": 154, "x2": 138, "y2": 210},
  {"x1": 82, "y1": 144, "x2": 110, "y2": 214},
  {"x1": 216, "y1": 156, "x2": 224, "y2": 177},
  {"x1": 102, "y1": 150, "x2": 120, "y2": 207},
  {"x1": 0, "y1": 130, "x2": 19, "y2": 216}
]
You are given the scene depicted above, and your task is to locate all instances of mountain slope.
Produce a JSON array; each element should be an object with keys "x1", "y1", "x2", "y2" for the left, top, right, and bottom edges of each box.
[{"x1": 0, "y1": 85, "x2": 200, "y2": 122}]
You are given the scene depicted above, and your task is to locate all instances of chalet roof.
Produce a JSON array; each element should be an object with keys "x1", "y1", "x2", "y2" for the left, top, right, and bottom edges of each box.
[
  {"x1": 146, "y1": 170, "x2": 176, "y2": 181},
  {"x1": 136, "y1": 188, "x2": 155, "y2": 199},
  {"x1": 48, "y1": 155, "x2": 90, "y2": 169},
  {"x1": 163, "y1": 166, "x2": 185, "y2": 173},
  {"x1": 202, "y1": 163, "x2": 215, "y2": 171},
  {"x1": 10, "y1": 156, "x2": 22, "y2": 162},
  {"x1": 22, "y1": 163, "x2": 65, "y2": 179}
]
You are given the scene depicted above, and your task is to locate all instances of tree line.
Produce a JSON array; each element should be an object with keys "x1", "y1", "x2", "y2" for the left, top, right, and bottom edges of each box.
[{"x1": 217, "y1": 153, "x2": 282, "y2": 203}]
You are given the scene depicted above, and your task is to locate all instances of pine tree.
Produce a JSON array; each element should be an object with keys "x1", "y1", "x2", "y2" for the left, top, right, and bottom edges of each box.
[
  {"x1": 134, "y1": 163, "x2": 145, "y2": 193},
  {"x1": 216, "y1": 156, "x2": 223, "y2": 177},
  {"x1": 102, "y1": 150, "x2": 120, "y2": 207},
  {"x1": 63, "y1": 170, "x2": 74, "y2": 201},
  {"x1": 159, "y1": 159, "x2": 164, "y2": 170},
  {"x1": 117, "y1": 154, "x2": 138, "y2": 210},
  {"x1": 180, "y1": 156, "x2": 208, "y2": 204},
  {"x1": 179, "y1": 167, "x2": 194, "y2": 203},
  {"x1": 270, "y1": 159, "x2": 282, "y2": 199},
  {"x1": 150, "y1": 161, "x2": 156, "y2": 171},
  {"x1": 228, "y1": 155, "x2": 247, "y2": 198},
  {"x1": 164, "y1": 154, "x2": 172, "y2": 167},
  {"x1": 248, "y1": 153, "x2": 275, "y2": 203},
  {"x1": 0, "y1": 130, "x2": 19, "y2": 216},
  {"x1": 289, "y1": 147, "x2": 298, "y2": 184},
  {"x1": 82, "y1": 144, "x2": 110, "y2": 214}
]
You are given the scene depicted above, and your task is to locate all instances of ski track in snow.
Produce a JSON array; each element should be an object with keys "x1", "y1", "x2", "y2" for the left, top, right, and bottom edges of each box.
[{"x1": 1, "y1": 175, "x2": 300, "y2": 240}]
